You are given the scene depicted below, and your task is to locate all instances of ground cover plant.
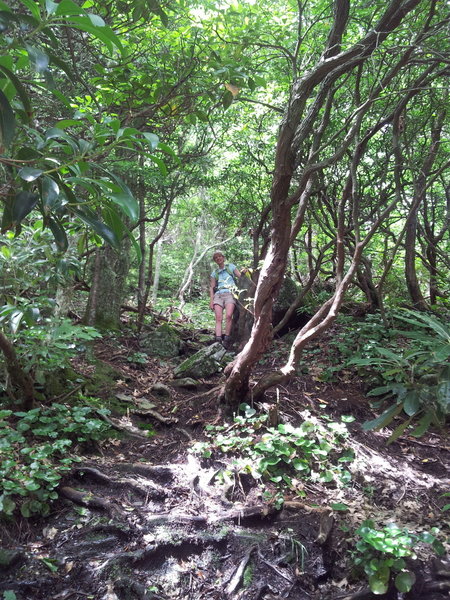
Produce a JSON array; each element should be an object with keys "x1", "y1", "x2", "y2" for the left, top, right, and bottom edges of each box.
[
  {"x1": 193, "y1": 403, "x2": 354, "y2": 506},
  {"x1": 352, "y1": 519, "x2": 445, "y2": 595},
  {"x1": 0, "y1": 322, "x2": 448, "y2": 600},
  {"x1": 349, "y1": 310, "x2": 450, "y2": 441},
  {"x1": 0, "y1": 401, "x2": 112, "y2": 518}
]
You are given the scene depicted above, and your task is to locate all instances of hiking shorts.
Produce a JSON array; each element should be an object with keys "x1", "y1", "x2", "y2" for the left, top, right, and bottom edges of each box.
[{"x1": 213, "y1": 291, "x2": 235, "y2": 308}]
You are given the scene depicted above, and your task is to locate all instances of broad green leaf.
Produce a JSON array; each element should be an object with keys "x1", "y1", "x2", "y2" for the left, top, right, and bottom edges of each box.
[
  {"x1": 124, "y1": 228, "x2": 142, "y2": 264},
  {"x1": 0, "y1": 494, "x2": 16, "y2": 515},
  {"x1": 409, "y1": 412, "x2": 433, "y2": 437},
  {"x1": 367, "y1": 385, "x2": 396, "y2": 397},
  {"x1": 55, "y1": 119, "x2": 80, "y2": 129},
  {"x1": 147, "y1": 154, "x2": 168, "y2": 175},
  {"x1": 434, "y1": 345, "x2": 450, "y2": 362},
  {"x1": 55, "y1": 0, "x2": 83, "y2": 16},
  {"x1": 436, "y1": 379, "x2": 450, "y2": 414},
  {"x1": 387, "y1": 418, "x2": 412, "y2": 445},
  {"x1": 25, "y1": 44, "x2": 49, "y2": 74},
  {"x1": 397, "y1": 311, "x2": 450, "y2": 342},
  {"x1": 196, "y1": 110, "x2": 209, "y2": 122},
  {"x1": 47, "y1": 217, "x2": 68, "y2": 252},
  {"x1": 10, "y1": 309, "x2": 24, "y2": 333},
  {"x1": 0, "y1": 11, "x2": 15, "y2": 35},
  {"x1": 68, "y1": 17, "x2": 124, "y2": 54},
  {"x1": 376, "y1": 347, "x2": 403, "y2": 362},
  {"x1": 331, "y1": 503, "x2": 349, "y2": 511},
  {"x1": 65, "y1": 176, "x2": 97, "y2": 195},
  {"x1": 41, "y1": 176, "x2": 60, "y2": 210},
  {"x1": 403, "y1": 391, "x2": 420, "y2": 416},
  {"x1": 106, "y1": 191, "x2": 138, "y2": 221},
  {"x1": 362, "y1": 404, "x2": 403, "y2": 431},
  {"x1": 44, "y1": 127, "x2": 79, "y2": 152},
  {"x1": 19, "y1": 0, "x2": 41, "y2": 18},
  {"x1": 368, "y1": 576, "x2": 388, "y2": 595},
  {"x1": 23, "y1": 306, "x2": 40, "y2": 325},
  {"x1": 395, "y1": 571, "x2": 415, "y2": 593},
  {"x1": 157, "y1": 141, "x2": 179, "y2": 162},
  {"x1": 18, "y1": 167, "x2": 43, "y2": 182},
  {"x1": 71, "y1": 207, "x2": 120, "y2": 249},
  {"x1": 253, "y1": 75, "x2": 267, "y2": 87},
  {"x1": 45, "y1": 0, "x2": 59, "y2": 15},
  {"x1": 222, "y1": 90, "x2": 234, "y2": 109},
  {"x1": 46, "y1": 52, "x2": 75, "y2": 79},
  {"x1": 12, "y1": 191, "x2": 39, "y2": 224},
  {"x1": 87, "y1": 13, "x2": 106, "y2": 27},
  {"x1": 142, "y1": 132, "x2": 159, "y2": 150},
  {"x1": 103, "y1": 204, "x2": 126, "y2": 238},
  {"x1": 153, "y1": 7, "x2": 168, "y2": 27},
  {"x1": 0, "y1": 65, "x2": 32, "y2": 122},
  {"x1": 0, "y1": 89, "x2": 16, "y2": 148}
]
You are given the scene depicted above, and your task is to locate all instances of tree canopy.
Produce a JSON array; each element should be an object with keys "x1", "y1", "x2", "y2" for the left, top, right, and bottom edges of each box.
[{"x1": 0, "y1": 0, "x2": 449, "y2": 409}]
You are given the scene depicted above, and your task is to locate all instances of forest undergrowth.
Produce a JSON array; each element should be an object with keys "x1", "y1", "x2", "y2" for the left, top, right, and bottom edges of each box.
[{"x1": 0, "y1": 318, "x2": 449, "y2": 600}]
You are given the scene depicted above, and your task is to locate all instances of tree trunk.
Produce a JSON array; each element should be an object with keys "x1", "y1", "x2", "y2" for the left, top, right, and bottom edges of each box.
[
  {"x1": 223, "y1": 0, "x2": 423, "y2": 408},
  {"x1": 151, "y1": 237, "x2": 163, "y2": 304},
  {"x1": 404, "y1": 99, "x2": 446, "y2": 310},
  {"x1": 0, "y1": 331, "x2": 35, "y2": 410},
  {"x1": 84, "y1": 243, "x2": 130, "y2": 330}
]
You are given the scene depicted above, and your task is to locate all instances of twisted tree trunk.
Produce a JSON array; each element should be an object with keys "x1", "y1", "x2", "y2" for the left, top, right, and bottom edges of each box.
[{"x1": 0, "y1": 331, "x2": 35, "y2": 410}]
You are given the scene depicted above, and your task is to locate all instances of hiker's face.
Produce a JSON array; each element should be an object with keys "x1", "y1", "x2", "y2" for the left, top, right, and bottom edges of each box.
[{"x1": 214, "y1": 254, "x2": 225, "y2": 267}]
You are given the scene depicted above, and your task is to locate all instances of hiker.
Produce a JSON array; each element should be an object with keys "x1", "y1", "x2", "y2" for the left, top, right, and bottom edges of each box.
[{"x1": 209, "y1": 251, "x2": 241, "y2": 347}]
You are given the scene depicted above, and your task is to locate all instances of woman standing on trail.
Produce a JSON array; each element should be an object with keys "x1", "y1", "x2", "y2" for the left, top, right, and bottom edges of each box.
[{"x1": 209, "y1": 251, "x2": 241, "y2": 348}]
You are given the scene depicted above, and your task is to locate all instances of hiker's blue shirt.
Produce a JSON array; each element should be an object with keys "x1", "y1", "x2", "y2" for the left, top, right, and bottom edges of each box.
[{"x1": 211, "y1": 263, "x2": 237, "y2": 293}]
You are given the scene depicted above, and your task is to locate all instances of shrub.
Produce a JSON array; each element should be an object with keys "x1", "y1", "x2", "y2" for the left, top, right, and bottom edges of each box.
[
  {"x1": 349, "y1": 310, "x2": 450, "y2": 440},
  {"x1": 353, "y1": 519, "x2": 445, "y2": 594}
]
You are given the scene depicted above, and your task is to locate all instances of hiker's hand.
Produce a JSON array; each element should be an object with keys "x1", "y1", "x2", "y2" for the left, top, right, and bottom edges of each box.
[{"x1": 209, "y1": 301, "x2": 214, "y2": 310}]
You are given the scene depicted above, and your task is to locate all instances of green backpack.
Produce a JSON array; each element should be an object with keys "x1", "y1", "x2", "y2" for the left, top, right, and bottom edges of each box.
[{"x1": 212, "y1": 264, "x2": 238, "y2": 293}]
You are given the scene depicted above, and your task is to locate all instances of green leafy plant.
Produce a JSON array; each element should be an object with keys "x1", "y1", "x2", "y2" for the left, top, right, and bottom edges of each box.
[
  {"x1": 349, "y1": 310, "x2": 450, "y2": 441},
  {"x1": 353, "y1": 520, "x2": 445, "y2": 595},
  {"x1": 127, "y1": 351, "x2": 148, "y2": 366},
  {"x1": 7, "y1": 318, "x2": 102, "y2": 386},
  {"x1": 0, "y1": 402, "x2": 112, "y2": 518},
  {"x1": 192, "y1": 404, "x2": 354, "y2": 501},
  {"x1": 296, "y1": 312, "x2": 395, "y2": 382}
]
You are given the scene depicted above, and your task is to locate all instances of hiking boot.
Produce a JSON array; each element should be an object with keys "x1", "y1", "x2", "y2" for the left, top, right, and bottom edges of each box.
[{"x1": 222, "y1": 335, "x2": 231, "y2": 349}]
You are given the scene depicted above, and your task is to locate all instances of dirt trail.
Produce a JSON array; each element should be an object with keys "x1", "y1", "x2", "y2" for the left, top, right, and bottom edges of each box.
[{"x1": 1, "y1": 337, "x2": 449, "y2": 600}]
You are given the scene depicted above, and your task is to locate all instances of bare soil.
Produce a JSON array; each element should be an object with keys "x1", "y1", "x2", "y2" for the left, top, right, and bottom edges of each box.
[{"x1": 1, "y1": 329, "x2": 449, "y2": 600}]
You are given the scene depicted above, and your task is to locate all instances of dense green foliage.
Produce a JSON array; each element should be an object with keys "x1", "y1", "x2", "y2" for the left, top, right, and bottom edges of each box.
[
  {"x1": 353, "y1": 520, "x2": 445, "y2": 594},
  {"x1": 193, "y1": 403, "x2": 355, "y2": 507},
  {"x1": 0, "y1": 401, "x2": 112, "y2": 518}
]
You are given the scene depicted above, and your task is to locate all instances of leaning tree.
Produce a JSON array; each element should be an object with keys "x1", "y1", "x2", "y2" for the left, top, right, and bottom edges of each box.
[{"x1": 222, "y1": 0, "x2": 450, "y2": 406}]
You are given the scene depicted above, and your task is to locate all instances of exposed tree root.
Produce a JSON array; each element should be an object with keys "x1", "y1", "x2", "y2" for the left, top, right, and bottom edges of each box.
[
  {"x1": 95, "y1": 411, "x2": 151, "y2": 440},
  {"x1": 69, "y1": 524, "x2": 132, "y2": 542},
  {"x1": 114, "y1": 463, "x2": 178, "y2": 480},
  {"x1": 225, "y1": 544, "x2": 257, "y2": 596},
  {"x1": 221, "y1": 503, "x2": 280, "y2": 522},
  {"x1": 73, "y1": 466, "x2": 112, "y2": 483},
  {"x1": 72, "y1": 465, "x2": 168, "y2": 499},
  {"x1": 131, "y1": 407, "x2": 178, "y2": 424},
  {"x1": 59, "y1": 486, "x2": 123, "y2": 516}
]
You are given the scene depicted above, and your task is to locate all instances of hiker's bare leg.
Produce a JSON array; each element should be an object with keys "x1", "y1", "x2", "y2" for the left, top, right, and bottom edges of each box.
[
  {"x1": 214, "y1": 304, "x2": 224, "y2": 337},
  {"x1": 224, "y1": 302, "x2": 235, "y2": 336}
]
